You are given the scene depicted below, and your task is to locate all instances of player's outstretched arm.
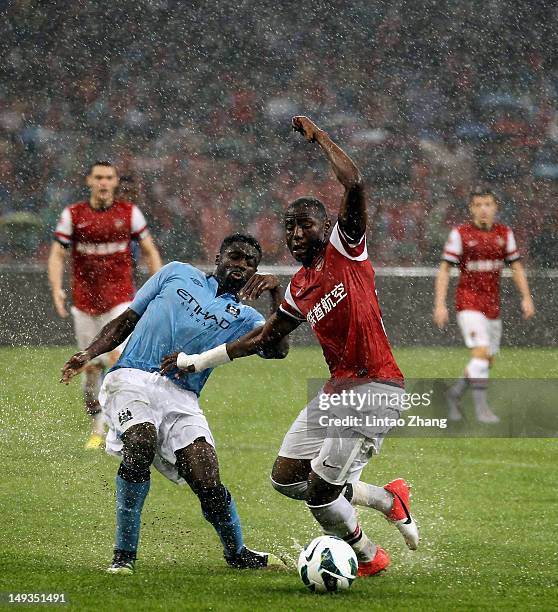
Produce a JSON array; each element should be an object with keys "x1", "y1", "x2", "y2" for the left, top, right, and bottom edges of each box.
[
  {"x1": 292, "y1": 115, "x2": 365, "y2": 241},
  {"x1": 433, "y1": 261, "x2": 451, "y2": 329},
  {"x1": 161, "y1": 312, "x2": 299, "y2": 375},
  {"x1": 510, "y1": 261, "x2": 535, "y2": 319},
  {"x1": 61, "y1": 309, "x2": 140, "y2": 383}
]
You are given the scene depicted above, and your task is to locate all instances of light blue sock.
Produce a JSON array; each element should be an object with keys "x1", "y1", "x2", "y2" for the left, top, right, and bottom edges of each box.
[
  {"x1": 115, "y1": 474, "x2": 150, "y2": 554},
  {"x1": 200, "y1": 486, "x2": 244, "y2": 557}
]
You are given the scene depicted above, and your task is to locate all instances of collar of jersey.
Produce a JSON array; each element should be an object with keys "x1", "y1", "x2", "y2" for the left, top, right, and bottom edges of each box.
[{"x1": 205, "y1": 274, "x2": 240, "y2": 303}]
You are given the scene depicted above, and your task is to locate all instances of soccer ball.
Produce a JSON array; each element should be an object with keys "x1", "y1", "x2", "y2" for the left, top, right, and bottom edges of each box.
[{"x1": 297, "y1": 535, "x2": 358, "y2": 593}]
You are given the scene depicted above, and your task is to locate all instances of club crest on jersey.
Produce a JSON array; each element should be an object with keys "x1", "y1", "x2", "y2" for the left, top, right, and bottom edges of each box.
[
  {"x1": 118, "y1": 408, "x2": 133, "y2": 426},
  {"x1": 497, "y1": 237, "x2": 506, "y2": 247},
  {"x1": 225, "y1": 303, "x2": 240, "y2": 317},
  {"x1": 114, "y1": 219, "x2": 125, "y2": 229},
  {"x1": 190, "y1": 277, "x2": 203, "y2": 287}
]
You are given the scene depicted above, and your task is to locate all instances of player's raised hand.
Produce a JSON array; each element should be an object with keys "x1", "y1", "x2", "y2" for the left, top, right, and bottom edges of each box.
[
  {"x1": 238, "y1": 274, "x2": 280, "y2": 301},
  {"x1": 292, "y1": 116, "x2": 320, "y2": 143},
  {"x1": 433, "y1": 304, "x2": 449, "y2": 329},
  {"x1": 52, "y1": 288, "x2": 69, "y2": 318},
  {"x1": 60, "y1": 351, "x2": 90, "y2": 383},
  {"x1": 160, "y1": 352, "x2": 194, "y2": 377},
  {"x1": 521, "y1": 296, "x2": 535, "y2": 320}
]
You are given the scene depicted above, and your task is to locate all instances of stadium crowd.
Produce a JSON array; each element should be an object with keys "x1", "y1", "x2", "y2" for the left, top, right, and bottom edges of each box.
[{"x1": 1, "y1": 0, "x2": 557, "y2": 266}]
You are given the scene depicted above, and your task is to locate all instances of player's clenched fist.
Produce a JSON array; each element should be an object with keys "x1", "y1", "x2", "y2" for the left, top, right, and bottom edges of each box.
[
  {"x1": 61, "y1": 351, "x2": 90, "y2": 383},
  {"x1": 292, "y1": 116, "x2": 321, "y2": 142},
  {"x1": 160, "y1": 352, "x2": 194, "y2": 377}
]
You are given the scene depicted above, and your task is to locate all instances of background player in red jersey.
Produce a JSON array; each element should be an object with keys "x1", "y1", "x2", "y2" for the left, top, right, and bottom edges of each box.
[
  {"x1": 48, "y1": 161, "x2": 162, "y2": 448},
  {"x1": 433, "y1": 188, "x2": 535, "y2": 423},
  {"x1": 167, "y1": 116, "x2": 419, "y2": 577}
]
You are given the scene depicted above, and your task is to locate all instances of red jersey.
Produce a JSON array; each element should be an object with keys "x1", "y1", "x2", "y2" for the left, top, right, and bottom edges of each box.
[
  {"x1": 442, "y1": 222, "x2": 520, "y2": 319},
  {"x1": 279, "y1": 223, "x2": 404, "y2": 389},
  {"x1": 54, "y1": 200, "x2": 149, "y2": 315}
]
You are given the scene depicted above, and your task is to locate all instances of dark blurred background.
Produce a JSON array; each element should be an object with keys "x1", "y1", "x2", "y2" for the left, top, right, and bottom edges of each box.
[{"x1": 1, "y1": 0, "x2": 558, "y2": 267}]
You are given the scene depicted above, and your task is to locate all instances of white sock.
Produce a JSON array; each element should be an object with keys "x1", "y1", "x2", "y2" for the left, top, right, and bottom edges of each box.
[
  {"x1": 92, "y1": 412, "x2": 105, "y2": 436},
  {"x1": 448, "y1": 376, "x2": 469, "y2": 398},
  {"x1": 347, "y1": 526, "x2": 377, "y2": 562},
  {"x1": 466, "y1": 357, "x2": 491, "y2": 416},
  {"x1": 307, "y1": 495, "x2": 376, "y2": 562},
  {"x1": 351, "y1": 482, "x2": 393, "y2": 515},
  {"x1": 465, "y1": 357, "x2": 489, "y2": 383}
]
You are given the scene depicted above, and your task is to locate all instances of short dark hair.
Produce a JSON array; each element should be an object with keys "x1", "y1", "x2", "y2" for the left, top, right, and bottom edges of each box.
[
  {"x1": 469, "y1": 186, "x2": 498, "y2": 203},
  {"x1": 88, "y1": 160, "x2": 116, "y2": 174},
  {"x1": 286, "y1": 197, "x2": 327, "y2": 219},
  {"x1": 220, "y1": 233, "x2": 262, "y2": 257}
]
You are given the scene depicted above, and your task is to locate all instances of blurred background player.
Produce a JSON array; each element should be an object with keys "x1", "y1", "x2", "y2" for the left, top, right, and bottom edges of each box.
[
  {"x1": 433, "y1": 187, "x2": 535, "y2": 423},
  {"x1": 61, "y1": 235, "x2": 288, "y2": 574},
  {"x1": 48, "y1": 161, "x2": 162, "y2": 448}
]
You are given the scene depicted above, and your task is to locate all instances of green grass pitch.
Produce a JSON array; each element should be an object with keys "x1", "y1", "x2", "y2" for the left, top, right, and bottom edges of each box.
[{"x1": 1, "y1": 346, "x2": 556, "y2": 611}]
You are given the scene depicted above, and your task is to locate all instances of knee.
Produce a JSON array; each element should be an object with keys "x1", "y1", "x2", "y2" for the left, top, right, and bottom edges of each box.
[
  {"x1": 175, "y1": 439, "x2": 220, "y2": 493},
  {"x1": 305, "y1": 473, "x2": 343, "y2": 506},
  {"x1": 270, "y1": 456, "x2": 312, "y2": 500},
  {"x1": 471, "y1": 346, "x2": 490, "y2": 361},
  {"x1": 270, "y1": 477, "x2": 308, "y2": 500},
  {"x1": 121, "y1": 422, "x2": 157, "y2": 470}
]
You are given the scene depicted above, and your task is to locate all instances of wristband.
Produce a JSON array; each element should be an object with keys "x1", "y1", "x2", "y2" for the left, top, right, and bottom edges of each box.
[{"x1": 176, "y1": 344, "x2": 231, "y2": 372}]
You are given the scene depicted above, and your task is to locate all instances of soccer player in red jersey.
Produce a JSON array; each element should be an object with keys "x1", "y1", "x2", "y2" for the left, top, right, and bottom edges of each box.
[
  {"x1": 433, "y1": 188, "x2": 535, "y2": 423},
  {"x1": 167, "y1": 117, "x2": 419, "y2": 576},
  {"x1": 48, "y1": 161, "x2": 162, "y2": 448}
]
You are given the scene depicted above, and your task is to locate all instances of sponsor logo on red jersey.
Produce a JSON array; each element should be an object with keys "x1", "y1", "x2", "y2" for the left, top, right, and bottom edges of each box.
[{"x1": 279, "y1": 223, "x2": 403, "y2": 387}]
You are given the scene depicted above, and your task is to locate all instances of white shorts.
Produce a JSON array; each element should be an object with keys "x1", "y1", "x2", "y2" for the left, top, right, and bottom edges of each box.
[
  {"x1": 278, "y1": 383, "x2": 403, "y2": 486},
  {"x1": 99, "y1": 368, "x2": 215, "y2": 485},
  {"x1": 71, "y1": 302, "x2": 131, "y2": 367},
  {"x1": 457, "y1": 310, "x2": 502, "y2": 356}
]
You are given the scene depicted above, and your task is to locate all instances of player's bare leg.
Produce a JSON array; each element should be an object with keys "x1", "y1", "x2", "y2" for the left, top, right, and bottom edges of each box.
[
  {"x1": 83, "y1": 363, "x2": 106, "y2": 449},
  {"x1": 107, "y1": 422, "x2": 157, "y2": 575},
  {"x1": 271, "y1": 457, "x2": 418, "y2": 550},
  {"x1": 175, "y1": 439, "x2": 285, "y2": 569}
]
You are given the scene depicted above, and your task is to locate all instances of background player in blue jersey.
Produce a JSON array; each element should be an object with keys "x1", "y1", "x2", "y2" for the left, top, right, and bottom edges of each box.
[{"x1": 61, "y1": 234, "x2": 288, "y2": 574}]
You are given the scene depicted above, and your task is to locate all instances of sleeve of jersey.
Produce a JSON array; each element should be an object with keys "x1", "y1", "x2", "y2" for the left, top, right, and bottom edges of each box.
[
  {"x1": 54, "y1": 208, "x2": 72, "y2": 247},
  {"x1": 129, "y1": 263, "x2": 173, "y2": 316},
  {"x1": 505, "y1": 229, "x2": 521, "y2": 263},
  {"x1": 131, "y1": 205, "x2": 149, "y2": 240},
  {"x1": 442, "y1": 228, "x2": 463, "y2": 265},
  {"x1": 278, "y1": 282, "x2": 306, "y2": 322},
  {"x1": 328, "y1": 222, "x2": 368, "y2": 261}
]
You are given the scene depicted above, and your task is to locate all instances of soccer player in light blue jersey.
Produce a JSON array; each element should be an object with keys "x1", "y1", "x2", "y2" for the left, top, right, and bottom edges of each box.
[{"x1": 61, "y1": 234, "x2": 288, "y2": 574}]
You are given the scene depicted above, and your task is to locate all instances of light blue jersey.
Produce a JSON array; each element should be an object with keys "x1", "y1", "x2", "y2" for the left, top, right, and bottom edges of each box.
[{"x1": 112, "y1": 261, "x2": 265, "y2": 395}]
